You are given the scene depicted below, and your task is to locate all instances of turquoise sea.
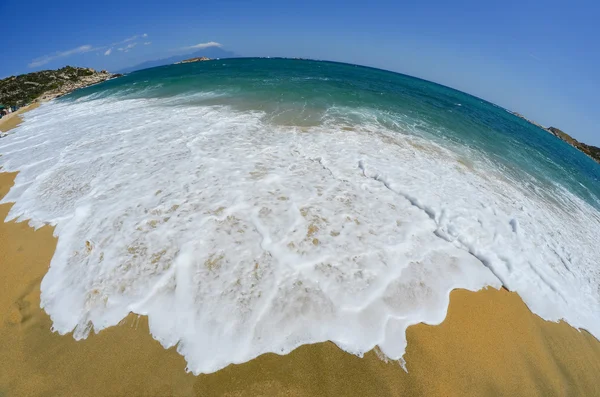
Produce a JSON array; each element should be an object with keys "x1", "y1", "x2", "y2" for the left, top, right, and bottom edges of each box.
[
  {"x1": 1, "y1": 58, "x2": 599, "y2": 374},
  {"x1": 72, "y1": 58, "x2": 600, "y2": 207}
]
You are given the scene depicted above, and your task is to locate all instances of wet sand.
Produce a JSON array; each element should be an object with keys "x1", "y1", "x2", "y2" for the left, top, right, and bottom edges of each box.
[
  {"x1": 1, "y1": 108, "x2": 600, "y2": 395},
  {"x1": 0, "y1": 103, "x2": 40, "y2": 133},
  {"x1": 2, "y1": 170, "x2": 600, "y2": 396}
]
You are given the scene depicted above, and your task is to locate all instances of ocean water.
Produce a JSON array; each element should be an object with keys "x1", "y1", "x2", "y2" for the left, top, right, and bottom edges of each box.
[{"x1": 1, "y1": 58, "x2": 599, "y2": 374}]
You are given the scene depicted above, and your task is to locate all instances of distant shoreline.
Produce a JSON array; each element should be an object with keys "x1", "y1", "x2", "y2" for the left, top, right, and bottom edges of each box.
[{"x1": 509, "y1": 111, "x2": 600, "y2": 164}]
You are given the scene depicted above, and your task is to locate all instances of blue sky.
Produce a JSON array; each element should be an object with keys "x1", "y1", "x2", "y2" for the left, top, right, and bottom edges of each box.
[{"x1": 1, "y1": 0, "x2": 598, "y2": 145}]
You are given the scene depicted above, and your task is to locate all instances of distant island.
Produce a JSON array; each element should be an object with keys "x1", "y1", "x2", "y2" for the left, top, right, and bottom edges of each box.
[
  {"x1": 0, "y1": 66, "x2": 120, "y2": 107},
  {"x1": 117, "y1": 47, "x2": 237, "y2": 73},
  {"x1": 174, "y1": 57, "x2": 212, "y2": 64},
  {"x1": 510, "y1": 112, "x2": 600, "y2": 164}
]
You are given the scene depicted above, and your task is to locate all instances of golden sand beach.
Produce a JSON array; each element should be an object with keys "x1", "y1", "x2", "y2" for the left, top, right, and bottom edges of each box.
[
  {"x1": 0, "y1": 102, "x2": 40, "y2": 133},
  {"x1": 1, "y1": 109, "x2": 600, "y2": 396}
]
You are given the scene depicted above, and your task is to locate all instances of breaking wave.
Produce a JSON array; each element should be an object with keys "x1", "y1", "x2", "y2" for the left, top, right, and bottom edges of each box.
[{"x1": 1, "y1": 61, "x2": 600, "y2": 374}]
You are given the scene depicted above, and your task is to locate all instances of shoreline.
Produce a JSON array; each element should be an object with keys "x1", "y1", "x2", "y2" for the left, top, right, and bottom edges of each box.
[
  {"x1": 1, "y1": 106, "x2": 600, "y2": 395},
  {"x1": 2, "y1": 169, "x2": 600, "y2": 395},
  {"x1": 0, "y1": 102, "x2": 40, "y2": 133}
]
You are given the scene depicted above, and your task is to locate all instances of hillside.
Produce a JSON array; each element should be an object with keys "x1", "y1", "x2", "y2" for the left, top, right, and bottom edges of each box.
[
  {"x1": 0, "y1": 66, "x2": 117, "y2": 107},
  {"x1": 547, "y1": 127, "x2": 600, "y2": 163},
  {"x1": 510, "y1": 111, "x2": 600, "y2": 164}
]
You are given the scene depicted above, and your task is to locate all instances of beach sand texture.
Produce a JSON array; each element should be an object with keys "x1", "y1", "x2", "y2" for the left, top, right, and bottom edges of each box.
[
  {"x1": 1, "y1": 110, "x2": 600, "y2": 396},
  {"x1": 0, "y1": 103, "x2": 40, "y2": 133}
]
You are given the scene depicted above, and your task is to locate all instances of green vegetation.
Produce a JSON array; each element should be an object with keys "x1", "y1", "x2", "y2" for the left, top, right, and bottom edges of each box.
[{"x1": 0, "y1": 66, "x2": 97, "y2": 107}]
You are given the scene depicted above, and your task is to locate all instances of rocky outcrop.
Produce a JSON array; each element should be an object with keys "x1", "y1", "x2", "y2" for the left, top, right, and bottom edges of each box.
[
  {"x1": 0, "y1": 66, "x2": 121, "y2": 106},
  {"x1": 510, "y1": 111, "x2": 599, "y2": 164},
  {"x1": 39, "y1": 69, "x2": 117, "y2": 101},
  {"x1": 547, "y1": 127, "x2": 600, "y2": 163}
]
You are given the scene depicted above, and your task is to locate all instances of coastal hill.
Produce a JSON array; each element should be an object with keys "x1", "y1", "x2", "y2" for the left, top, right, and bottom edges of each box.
[
  {"x1": 546, "y1": 127, "x2": 600, "y2": 163},
  {"x1": 511, "y1": 112, "x2": 600, "y2": 163},
  {"x1": 0, "y1": 66, "x2": 119, "y2": 107}
]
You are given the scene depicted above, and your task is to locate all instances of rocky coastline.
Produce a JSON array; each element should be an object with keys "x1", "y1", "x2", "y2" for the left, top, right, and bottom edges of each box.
[
  {"x1": 0, "y1": 66, "x2": 122, "y2": 107},
  {"x1": 39, "y1": 69, "x2": 122, "y2": 101},
  {"x1": 510, "y1": 111, "x2": 600, "y2": 164}
]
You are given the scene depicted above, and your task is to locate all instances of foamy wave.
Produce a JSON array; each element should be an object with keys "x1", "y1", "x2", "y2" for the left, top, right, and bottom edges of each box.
[{"x1": 1, "y1": 97, "x2": 599, "y2": 374}]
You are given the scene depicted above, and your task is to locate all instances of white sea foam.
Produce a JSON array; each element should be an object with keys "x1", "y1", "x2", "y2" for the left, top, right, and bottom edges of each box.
[{"x1": 1, "y1": 97, "x2": 600, "y2": 374}]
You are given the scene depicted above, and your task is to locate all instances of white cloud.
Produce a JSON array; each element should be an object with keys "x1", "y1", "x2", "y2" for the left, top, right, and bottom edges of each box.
[
  {"x1": 28, "y1": 33, "x2": 149, "y2": 67},
  {"x1": 29, "y1": 45, "x2": 94, "y2": 67},
  {"x1": 119, "y1": 34, "x2": 148, "y2": 45},
  {"x1": 122, "y1": 35, "x2": 138, "y2": 43},
  {"x1": 117, "y1": 43, "x2": 137, "y2": 52},
  {"x1": 184, "y1": 41, "x2": 222, "y2": 50}
]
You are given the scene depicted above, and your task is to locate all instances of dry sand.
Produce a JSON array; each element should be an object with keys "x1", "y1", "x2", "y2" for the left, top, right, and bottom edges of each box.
[
  {"x1": 0, "y1": 103, "x2": 40, "y2": 133},
  {"x1": 1, "y1": 108, "x2": 600, "y2": 396}
]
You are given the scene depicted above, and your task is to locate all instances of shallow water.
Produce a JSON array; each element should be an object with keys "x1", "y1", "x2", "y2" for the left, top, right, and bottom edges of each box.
[{"x1": 1, "y1": 58, "x2": 599, "y2": 374}]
